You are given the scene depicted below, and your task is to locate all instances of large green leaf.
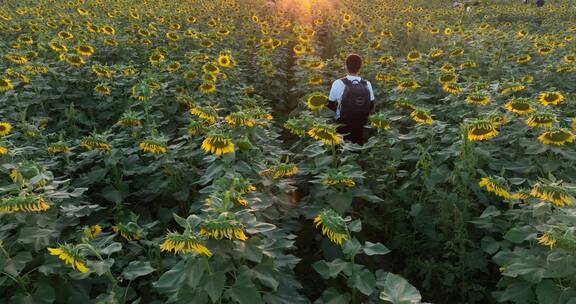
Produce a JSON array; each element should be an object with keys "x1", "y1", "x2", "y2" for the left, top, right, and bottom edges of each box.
[
  {"x1": 122, "y1": 260, "x2": 155, "y2": 280},
  {"x1": 379, "y1": 273, "x2": 422, "y2": 304}
]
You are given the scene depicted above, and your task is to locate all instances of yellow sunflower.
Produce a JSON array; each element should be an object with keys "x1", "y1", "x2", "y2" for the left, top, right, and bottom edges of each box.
[{"x1": 537, "y1": 91, "x2": 565, "y2": 106}]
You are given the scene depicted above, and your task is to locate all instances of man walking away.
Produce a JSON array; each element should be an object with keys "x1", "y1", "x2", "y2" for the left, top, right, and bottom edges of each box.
[{"x1": 326, "y1": 54, "x2": 375, "y2": 145}]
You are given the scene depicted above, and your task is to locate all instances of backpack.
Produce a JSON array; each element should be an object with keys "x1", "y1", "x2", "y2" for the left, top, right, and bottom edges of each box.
[{"x1": 340, "y1": 77, "x2": 371, "y2": 125}]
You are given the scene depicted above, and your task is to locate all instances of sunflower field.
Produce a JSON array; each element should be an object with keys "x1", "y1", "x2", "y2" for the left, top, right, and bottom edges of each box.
[{"x1": 0, "y1": 0, "x2": 575, "y2": 303}]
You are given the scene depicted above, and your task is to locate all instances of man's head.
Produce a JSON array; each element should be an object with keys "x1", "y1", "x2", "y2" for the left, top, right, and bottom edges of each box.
[{"x1": 345, "y1": 54, "x2": 362, "y2": 75}]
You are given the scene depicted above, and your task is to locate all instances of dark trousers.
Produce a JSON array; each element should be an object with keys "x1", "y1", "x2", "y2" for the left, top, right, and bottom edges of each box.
[{"x1": 336, "y1": 119, "x2": 365, "y2": 145}]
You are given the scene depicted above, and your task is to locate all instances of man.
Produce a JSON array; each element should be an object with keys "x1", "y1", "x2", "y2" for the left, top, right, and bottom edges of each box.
[{"x1": 327, "y1": 54, "x2": 375, "y2": 145}]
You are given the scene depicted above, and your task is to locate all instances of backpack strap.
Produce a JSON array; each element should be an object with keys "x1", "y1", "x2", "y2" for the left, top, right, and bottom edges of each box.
[{"x1": 341, "y1": 77, "x2": 365, "y2": 85}]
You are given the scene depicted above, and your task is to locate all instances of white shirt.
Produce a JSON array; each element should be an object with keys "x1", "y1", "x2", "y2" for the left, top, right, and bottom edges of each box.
[{"x1": 328, "y1": 75, "x2": 375, "y2": 119}]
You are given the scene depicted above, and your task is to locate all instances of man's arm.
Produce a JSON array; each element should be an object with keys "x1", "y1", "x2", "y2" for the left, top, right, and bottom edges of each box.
[
  {"x1": 368, "y1": 81, "x2": 376, "y2": 113},
  {"x1": 327, "y1": 80, "x2": 342, "y2": 111}
]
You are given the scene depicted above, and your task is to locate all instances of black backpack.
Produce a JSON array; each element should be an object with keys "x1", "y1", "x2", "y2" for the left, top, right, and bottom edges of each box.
[{"x1": 340, "y1": 77, "x2": 371, "y2": 125}]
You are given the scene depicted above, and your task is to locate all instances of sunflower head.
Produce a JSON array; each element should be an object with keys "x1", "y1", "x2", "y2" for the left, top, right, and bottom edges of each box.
[
  {"x1": 531, "y1": 181, "x2": 574, "y2": 206},
  {"x1": 466, "y1": 93, "x2": 490, "y2": 105},
  {"x1": 538, "y1": 128, "x2": 575, "y2": 146},
  {"x1": 526, "y1": 112, "x2": 556, "y2": 128},
  {"x1": 160, "y1": 230, "x2": 212, "y2": 256},
  {"x1": 369, "y1": 113, "x2": 391, "y2": 130},
  {"x1": 410, "y1": 109, "x2": 433, "y2": 124},
  {"x1": 537, "y1": 91, "x2": 565, "y2": 106},
  {"x1": 305, "y1": 92, "x2": 328, "y2": 111},
  {"x1": 308, "y1": 124, "x2": 341, "y2": 145},
  {"x1": 479, "y1": 176, "x2": 511, "y2": 199},
  {"x1": 466, "y1": 119, "x2": 499, "y2": 141},
  {"x1": 47, "y1": 243, "x2": 89, "y2": 273},
  {"x1": 504, "y1": 98, "x2": 534, "y2": 115},
  {"x1": 201, "y1": 133, "x2": 235, "y2": 155},
  {"x1": 313, "y1": 209, "x2": 348, "y2": 245},
  {"x1": 200, "y1": 217, "x2": 247, "y2": 241}
]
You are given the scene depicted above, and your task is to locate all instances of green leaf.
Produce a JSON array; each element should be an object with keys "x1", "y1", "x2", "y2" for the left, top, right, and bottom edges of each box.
[
  {"x1": 321, "y1": 288, "x2": 351, "y2": 304},
  {"x1": 153, "y1": 260, "x2": 188, "y2": 292},
  {"x1": 229, "y1": 281, "x2": 262, "y2": 304},
  {"x1": 379, "y1": 273, "x2": 422, "y2": 304},
  {"x1": 100, "y1": 242, "x2": 122, "y2": 256},
  {"x1": 503, "y1": 226, "x2": 535, "y2": 244},
  {"x1": 363, "y1": 242, "x2": 391, "y2": 256},
  {"x1": 203, "y1": 271, "x2": 226, "y2": 302},
  {"x1": 313, "y1": 259, "x2": 348, "y2": 279},
  {"x1": 348, "y1": 219, "x2": 362, "y2": 233},
  {"x1": 122, "y1": 261, "x2": 155, "y2": 280},
  {"x1": 342, "y1": 238, "x2": 362, "y2": 257},
  {"x1": 347, "y1": 269, "x2": 376, "y2": 296},
  {"x1": 536, "y1": 280, "x2": 562, "y2": 304}
]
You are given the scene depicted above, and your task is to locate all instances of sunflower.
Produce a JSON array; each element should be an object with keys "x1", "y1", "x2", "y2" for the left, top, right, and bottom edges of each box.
[
  {"x1": 440, "y1": 63, "x2": 455, "y2": 73},
  {"x1": 75, "y1": 44, "x2": 95, "y2": 57},
  {"x1": 406, "y1": 51, "x2": 422, "y2": 61},
  {"x1": 165, "y1": 31, "x2": 180, "y2": 41},
  {"x1": 201, "y1": 133, "x2": 235, "y2": 155},
  {"x1": 65, "y1": 54, "x2": 85, "y2": 67},
  {"x1": 378, "y1": 55, "x2": 394, "y2": 64},
  {"x1": 369, "y1": 113, "x2": 391, "y2": 130},
  {"x1": 101, "y1": 25, "x2": 115, "y2": 35},
  {"x1": 308, "y1": 60, "x2": 325, "y2": 70},
  {"x1": 467, "y1": 120, "x2": 498, "y2": 141},
  {"x1": 479, "y1": 176, "x2": 511, "y2": 199},
  {"x1": 5, "y1": 53, "x2": 28, "y2": 64},
  {"x1": 438, "y1": 73, "x2": 457, "y2": 84},
  {"x1": 202, "y1": 63, "x2": 220, "y2": 74},
  {"x1": 466, "y1": 93, "x2": 490, "y2": 105},
  {"x1": 537, "y1": 233, "x2": 556, "y2": 248},
  {"x1": 0, "y1": 122, "x2": 12, "y2": 136},
  {"x1": 0, "y1": 195, "x2": 50, "y2": 213},
  {"x1": 537, "y1": 91, "x2": 565, "y2": 106},
  {"x1": 47, "y1": 244, "x2": 89, "y2": 273},
  {"x1": 538, "y1": 128, "x2": 575, "y2": 146},
  {"x1": 160, "y1": 231, "x2": 212, "y2": 257},
  {"x1": 306, "y1": 92, "x2": 328, "y2": 111},
  {"x1": 284, "y1": 119, "x2": 307, "y2": 136},
  {"x1": 190, "y1": 106, "x2": 218, "y2": 124},
  {"x1": 46, "y1": 141, "x2": 70, "y2": 154},
  {"x1": 526, "y1": 113, "x2": 556, "y2": 128},
  {"x1": 308, "y1": 124, "x2": 341, "y2": 145},
  {"x1": 449, "y1": 48, "x2": 464, "y2": 57},
  {"x1": 198, "y1": 82, "x2": 216, "y2": 94},
  {"x1": 200, "y1": 219, "x2": 248, "y2": 241},
  {"x1": 410, "y1": 109, "x2": 433, "y2": 124},
  {"x1": 430, "y1": 49, "x2": 444, "y2": 59},
  {"x1": 112, "y1": 223, "x2": 141, "y2": 241},
  {"x1": 260, "y1": 163, "x2": 299, "y2": 179},
  {"x1": 58, "y1": 31, "x2": 74, "y2": 40},
  {"x1": 0, "y1": 78, "x2": 14, "y2": 92},
  {"x1": 504, "y1": 98, "x2": 534, "y2": 115},
  {"x1": 81, "y1": 135, "x2": 111, "y2": 151},
  {"x1": 139, "y1": 138, "x2": 168, "y2": 154},
  {"x1": 17, "y1": 35, "x2": 33, "y2": 45},
  {"x1": 94, "y1": 84, "x2": 111, "y2": 95},
  {"x1": 217, "y1": 53, "x2": 235, "y2": 68},
  {"x1": 397, "y1": 79, "x2": 419, "y2": 91},
  {"x1": 225, "y1": 112, "x2": 255, "y2": 127},
  {"x1": 313, "y1": 209, "x2": 348, "y2": 245},
  {"x1": 531, "y1": 182, "x2": 573, "y2": 206},
  {"x1": 200, "y1": 39, "x2": 214, "y2": 48},
  {"x1": 308, "y1": 75, "x2": 323, "y2": 86},
  {"x1": 442, "y1": 83, "x2": 462, "y2": 94},
  {"x1": 85, "y1": 224, "x2": 102, "y2": 238},
  {"x1": 394, "y1": 101, "x2": 417, "y2": 111},
  {"x1": 0, "y1": 146, "x2": 7, "y2": 155},
  {"x1": 564, "y1": 55, "x2": 576, "y2": 64},
  {"x1": 537, "y1": 47, "x2": 554, "y2": 55},
  {"x1": 516, "y1": 54, "x2": 531, "y2": 64}
]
